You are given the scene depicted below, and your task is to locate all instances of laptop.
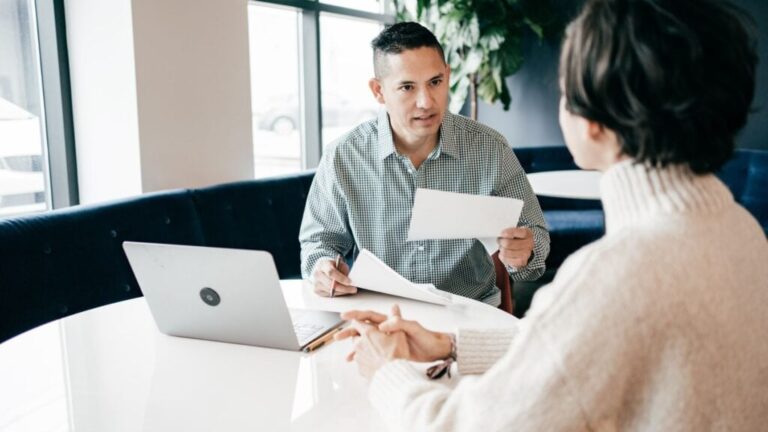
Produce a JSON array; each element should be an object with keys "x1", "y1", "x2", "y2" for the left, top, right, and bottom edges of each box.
[{"x1": 122, "y1": 241, "x2": 343, "y2": 351}]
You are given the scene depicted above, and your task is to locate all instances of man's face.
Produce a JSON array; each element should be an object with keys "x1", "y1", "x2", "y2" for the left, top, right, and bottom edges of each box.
[{"x1": 369, "y1": 47, "x2": 450, "y2": 145}]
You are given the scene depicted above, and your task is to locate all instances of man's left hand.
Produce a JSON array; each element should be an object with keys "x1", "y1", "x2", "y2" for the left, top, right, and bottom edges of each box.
[{"x1": 498, "y1": 227, "x2": 534, "y2": 269}]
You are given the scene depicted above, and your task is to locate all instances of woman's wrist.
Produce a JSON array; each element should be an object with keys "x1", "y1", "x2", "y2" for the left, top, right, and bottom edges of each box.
[
  {"x1": 437, "y1": 332, "x2": 456, "y2": 361},
  {"x1": 425, "y1": 332, "x2": 458, "y2": 380}
]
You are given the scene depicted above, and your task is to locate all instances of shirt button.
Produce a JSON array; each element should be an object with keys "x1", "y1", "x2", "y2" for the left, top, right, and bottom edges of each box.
[{"x1": 417, "y1": 245, "x2": 425, "y2": 251}]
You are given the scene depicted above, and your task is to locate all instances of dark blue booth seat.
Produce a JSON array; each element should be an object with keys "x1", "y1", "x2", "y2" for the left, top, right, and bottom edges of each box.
[
  {"x1": 0, "y1": 173, "x2": 314, "y2": 343},
  {"x1": 515, "y1": 146, "x2": 768, "y2": 270},
  {"x1": 0, "y1": 191, "x2": 205, "y2": 342},
  {"x1": 716, "y1": 149, "x2": 768, "y2": 233},
  {"x1": 1, "y1": 147, "x2": 765, "y2": 343},
  {"x1": 191, "y1": 173, "x2": 314, "y2": 279},
  {"x1": 514, "y1": 146, "x2": 605, "y2": 270}
]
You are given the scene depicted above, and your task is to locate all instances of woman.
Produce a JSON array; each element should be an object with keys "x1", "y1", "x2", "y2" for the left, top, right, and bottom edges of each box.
[{"x1": 336, "y1": 0, "x2": 768, "y2": 430}]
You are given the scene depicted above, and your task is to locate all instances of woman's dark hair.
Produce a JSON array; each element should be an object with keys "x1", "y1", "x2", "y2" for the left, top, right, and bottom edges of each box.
[
  {"x1": 560, "y1": 0, "x2": 758, "y2": 173},
  {"x1": 371, "y1": 22, "x2": 445, "y2": 78}
]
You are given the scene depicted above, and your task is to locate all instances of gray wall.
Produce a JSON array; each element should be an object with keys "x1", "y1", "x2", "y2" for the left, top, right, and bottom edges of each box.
[{"x1": 475, "y1": 0, "x2": 768, "y2": 151}]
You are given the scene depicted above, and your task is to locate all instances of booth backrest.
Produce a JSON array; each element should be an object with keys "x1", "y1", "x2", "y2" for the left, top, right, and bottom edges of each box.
[
  {"x1": 0, "y1": 172, "x2": 315, "y2": 343},
  {"x1": 716, "y1": 149, "x2": 768, "y2": 232},
  {"x1": 515, "y1": 146, "x2": 768, "y2": 228},
  {"x1": 191, "y1": 172, "x2": 315, "y2": 278},
  {"x1": 1, "y1": 148, "x2": 765, "y2": 343}
]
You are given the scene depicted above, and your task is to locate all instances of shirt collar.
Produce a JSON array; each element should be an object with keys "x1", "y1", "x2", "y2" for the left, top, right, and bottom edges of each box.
[{"x1": 377, "y1": 110, "x2": 460, "y2": 160}]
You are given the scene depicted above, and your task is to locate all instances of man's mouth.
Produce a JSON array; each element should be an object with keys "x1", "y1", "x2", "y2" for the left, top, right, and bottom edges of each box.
[{"x1": 413, "y1": 113, "x2": 437, "y2": 122}]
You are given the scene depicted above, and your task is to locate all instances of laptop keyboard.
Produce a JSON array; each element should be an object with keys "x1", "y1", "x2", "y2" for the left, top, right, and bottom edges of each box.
[{"x1": 293, "y1": 322, "x2": 324, "y2": 341}]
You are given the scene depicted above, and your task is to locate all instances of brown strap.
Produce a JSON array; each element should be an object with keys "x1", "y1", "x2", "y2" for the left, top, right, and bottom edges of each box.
[{"x1": 492, "y1": 251, "x2": 514, "y2": 314}]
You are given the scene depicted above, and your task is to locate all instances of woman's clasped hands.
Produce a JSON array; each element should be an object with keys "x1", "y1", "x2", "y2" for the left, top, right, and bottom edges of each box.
[{"x1": 334, "y1": 304, "x2": 454, "y2": 379}]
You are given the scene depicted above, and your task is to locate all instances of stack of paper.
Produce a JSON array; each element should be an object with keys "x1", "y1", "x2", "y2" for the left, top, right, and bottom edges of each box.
[
  {"x1": 406, "y1": 188, "x2": 524, "y2": 253},
  {"x1": 348, "y1": 249, "x2": 452, "y2": 306}
]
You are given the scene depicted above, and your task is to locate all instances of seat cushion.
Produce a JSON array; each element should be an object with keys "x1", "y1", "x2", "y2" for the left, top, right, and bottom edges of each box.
[{"x1": 543, "y1": 209, "x2": 605, "y2": 269}]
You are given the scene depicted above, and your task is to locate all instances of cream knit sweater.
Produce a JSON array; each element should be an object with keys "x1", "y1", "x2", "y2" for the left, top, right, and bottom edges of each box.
[{"x1": 369, "y1": 160, "x2": 768, "y2": 431}]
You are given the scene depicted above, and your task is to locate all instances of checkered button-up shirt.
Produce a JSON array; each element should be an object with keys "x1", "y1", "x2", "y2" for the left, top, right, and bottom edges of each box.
[{"x1": 299, "y1": 111, "x2": 550, "y2": 305}]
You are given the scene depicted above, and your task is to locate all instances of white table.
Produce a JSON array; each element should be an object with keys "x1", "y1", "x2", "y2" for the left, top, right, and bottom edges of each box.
[
  {"x1": 0, "y1": 280, "x2": 516, "y2": 432},
  {"x1": 527, "y1": 169, "x2": 602, "y2": 200}
]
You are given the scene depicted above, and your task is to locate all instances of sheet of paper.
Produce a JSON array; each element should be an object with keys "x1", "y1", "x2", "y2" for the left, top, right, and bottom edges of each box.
[
  {"x1": 348, "y1": 249, "x2": 452, "y2": 306},
  {"x1": 407, "y1": 188, "x2": 524, "y2": 253}
]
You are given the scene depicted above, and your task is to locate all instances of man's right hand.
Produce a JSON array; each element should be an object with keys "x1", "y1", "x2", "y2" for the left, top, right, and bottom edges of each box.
[{"x1": 312, "y1": 258, "x2": 356, "y2": 297}]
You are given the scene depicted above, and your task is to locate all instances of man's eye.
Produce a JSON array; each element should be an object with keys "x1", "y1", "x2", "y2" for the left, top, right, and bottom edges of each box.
[
  {"x1": 431, "y1": 79, "x2": 442, "y2": 86},
  {"x1": 401, "y1": 85, "x2": 413, "y2": 91}
]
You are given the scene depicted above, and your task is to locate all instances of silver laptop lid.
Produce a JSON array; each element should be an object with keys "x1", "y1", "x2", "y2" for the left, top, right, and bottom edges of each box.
[{"x1": 123, "y1": 242, "x2": 302, "y2": 350}]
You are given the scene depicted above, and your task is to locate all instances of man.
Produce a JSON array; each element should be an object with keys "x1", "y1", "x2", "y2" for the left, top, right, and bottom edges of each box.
[{"x1": 299, "y1": 22, "x2": 549, "y2": 306}]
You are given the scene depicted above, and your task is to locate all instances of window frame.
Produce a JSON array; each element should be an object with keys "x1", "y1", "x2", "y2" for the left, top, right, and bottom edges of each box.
[
  {"x1": 35, "y1": 0, "x2": 79, "y2": 209},
  {"x1": 253, "y1": 0, "x2": 394, "y2": 169}
]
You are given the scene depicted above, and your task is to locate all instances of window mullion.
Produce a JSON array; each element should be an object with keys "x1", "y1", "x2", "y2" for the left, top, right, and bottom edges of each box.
[
  {"x1": 35, "y1": 0, "x2": 79, "y2": 208},
  {"x1": 299, "y1": 8, "x2": 323, "y2": 169}
]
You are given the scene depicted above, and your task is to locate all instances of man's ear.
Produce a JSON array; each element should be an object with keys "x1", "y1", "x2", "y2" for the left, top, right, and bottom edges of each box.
[{"x1": 369, "y1": 78, "x2": 385, "y2": 104}]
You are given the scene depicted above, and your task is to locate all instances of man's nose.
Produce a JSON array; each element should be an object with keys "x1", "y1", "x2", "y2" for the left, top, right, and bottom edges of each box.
[{"x1": 416, "y1": 88, "x2": 435, "y2": 110}]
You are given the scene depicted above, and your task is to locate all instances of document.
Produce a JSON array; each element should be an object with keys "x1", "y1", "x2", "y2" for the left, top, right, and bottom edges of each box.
[
  {"x1": 348, "y1": 249, "x2": 452, "y2": 306},
  {"x1": 406, "y1": 188, "x2": 524, "y2": 253}
]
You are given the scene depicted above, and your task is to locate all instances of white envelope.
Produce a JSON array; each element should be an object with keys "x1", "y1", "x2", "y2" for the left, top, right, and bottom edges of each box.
[
  {"x1": 348, "y1": 249, "x2": 452, "y2": 306},
  {"x1": 406, "y1": 188, "x2": 524, "y2": 253}
]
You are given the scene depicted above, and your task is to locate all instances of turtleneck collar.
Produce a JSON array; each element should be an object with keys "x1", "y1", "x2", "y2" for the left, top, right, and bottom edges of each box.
[{"x1": 600, "y1": 159, "x2": 734, "y2": 234}]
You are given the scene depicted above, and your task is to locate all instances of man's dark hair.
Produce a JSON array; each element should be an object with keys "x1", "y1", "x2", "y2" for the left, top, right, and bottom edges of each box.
[
  {"x1": 371, "y1": 22, "x2": 446, "y2": 78},
  {"x1": 560, "y1": 0, "x2": 758, "y2": 174}
]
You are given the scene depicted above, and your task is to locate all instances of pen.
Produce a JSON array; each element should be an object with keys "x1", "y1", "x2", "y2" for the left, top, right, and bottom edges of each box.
[
  {"x1": 303, "y1": 327, "x2": 343, "y2": 353},
  {"x1": 330, "y1": 254, "x2": 341, "y2": 298}
]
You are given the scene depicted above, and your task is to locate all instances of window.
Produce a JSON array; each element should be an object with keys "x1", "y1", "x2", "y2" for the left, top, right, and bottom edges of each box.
[
  {"x1": 319, "y1": 13, "x2": 381, "y2": 146},
  {"x1": 248, "y1": 0, "x2": 393, "y2": 178},
  {"x1": 0, "y1": 0, "x2": 49, "y2": 216},
  {"x1": 0, "y1": 0, "x2": 78, "y2": 217},
  {"x1": 248, "y1": 3, "x2": 303, "y2": 178}
]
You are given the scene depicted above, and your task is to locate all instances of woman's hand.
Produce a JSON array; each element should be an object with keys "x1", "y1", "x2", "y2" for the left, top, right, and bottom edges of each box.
[
  {"x1": 343, "y1": 319, "x2": 410, "y2": 379},
  {"x1": 336, "y1": 305, "x2": 454, "y2": 377}
]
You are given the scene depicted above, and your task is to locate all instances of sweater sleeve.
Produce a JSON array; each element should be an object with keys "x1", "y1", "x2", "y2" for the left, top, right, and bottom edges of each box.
[
  {"x1": 456, "y1": 328, "x2": 518, "y2": 375},
  {"x1": 368, "y1": 318, "x2": 589, "y2": 431},
  {"x1": 366, "y1": 239, "x2": 659, "y2": 431}
]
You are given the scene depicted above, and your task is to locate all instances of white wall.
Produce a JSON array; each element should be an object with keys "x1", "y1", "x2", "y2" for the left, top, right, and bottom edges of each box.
[
  {"x1": 65, "y1": 0, "x2": 142, "y2": 203},
  {"x1": 131, "y1": 0, "x2": 253, "y2": 192},
  {"x1": 66, "y1": 0, "x2": 254, "y2": 204}
]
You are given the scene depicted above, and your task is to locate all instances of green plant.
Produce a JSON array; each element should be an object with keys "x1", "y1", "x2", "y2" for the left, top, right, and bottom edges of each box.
[{"x1": 393, "y1": 0, "x2": 562, "y2": 119}]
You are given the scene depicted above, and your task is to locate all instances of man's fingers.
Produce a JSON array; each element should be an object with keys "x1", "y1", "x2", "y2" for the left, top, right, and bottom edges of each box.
[
  {"x1": 325, "y1": 266, "x2": 352, "y2": 286},
  {"x1": 341, "y1": 309, "x2": 388, "y2": 323},
  {"x1": 499, "y1": 227, "x2": 530, "y2": 239},
  {"x1": 499, "y1": 249, "x2": 529, "y2": 260},
  {"x1": 499, "y1": 250, "x2": 529, "y2": 267},
  {"x1": 497, "y1": 238, "x2": 532, "y2": 250},
  {"x1": 330, "y1": 283, "x2": 358, "y2": 296}
]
